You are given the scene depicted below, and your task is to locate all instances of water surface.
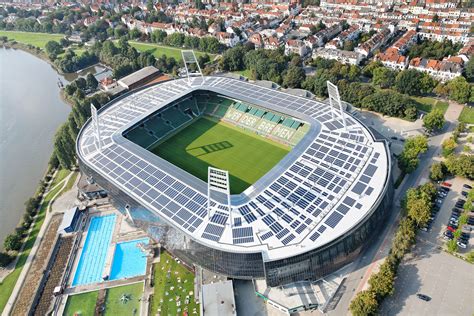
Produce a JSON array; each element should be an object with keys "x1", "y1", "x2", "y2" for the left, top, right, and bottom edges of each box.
[{"x1": 0, "y1": 47, "x2": 70, "y2": 246}]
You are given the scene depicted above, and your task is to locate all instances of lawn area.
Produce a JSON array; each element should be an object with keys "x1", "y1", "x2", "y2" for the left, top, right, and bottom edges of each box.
[
  {"x1": 151, "y1": 117, "x2": 290, "y2": 194},
  {"x1": 50, "y1": 168, "x2": 71, "y2": 189},
  {"x1": 104, "y1": 282, "x2": 144, "y2": 315},
  {"x1": 459, "y1": 106, "x2": 474, "y2": 124},
  {"x1": 412, "y1": 96, "x2": 449, "y2": 114},
  {"x1": 0, "y1": 176, "x2": 65, "y2": 312},
  {"x1": 149, "y1": 252, "x2": 199, "y2": 316},
  {"x1": 64, "y1": 290, "x2": 99, "y2": 316},
  {"x1": 128, "y1": 41, "x2": 213, "y2": 61},
  {"x1": 0, "y1": 31, "x2": 64, "y2": 49}
]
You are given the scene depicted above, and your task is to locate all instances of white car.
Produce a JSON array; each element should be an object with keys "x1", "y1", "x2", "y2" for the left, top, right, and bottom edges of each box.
[{"x1": 457, "y1": 241, "x2": 467, "y2": 249}]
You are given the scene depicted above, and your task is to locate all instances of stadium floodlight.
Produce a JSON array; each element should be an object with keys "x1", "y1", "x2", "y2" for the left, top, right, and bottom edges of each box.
[
  {"x1": 90, "y1": 103, "x2": 102, "y2": 151},
  {"x1": 327, "y1": 81, "x2": 347, "y2": 130},
  {"x1": 207, "y1": 167, "x2": 232, "y2": 225},
  {"x1": 181, "y1": 50, "x2": 204, "y2": 84}
]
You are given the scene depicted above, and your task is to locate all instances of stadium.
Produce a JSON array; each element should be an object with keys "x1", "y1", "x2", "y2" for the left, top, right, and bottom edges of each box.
[{"x1": 76, "y1": 72, "x2": 393, "y2": 287}]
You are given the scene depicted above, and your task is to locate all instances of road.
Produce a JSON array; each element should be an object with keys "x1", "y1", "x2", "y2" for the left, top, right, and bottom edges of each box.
[{"x1": 325, "y1": 103, "x2": 464, "y2": 315}]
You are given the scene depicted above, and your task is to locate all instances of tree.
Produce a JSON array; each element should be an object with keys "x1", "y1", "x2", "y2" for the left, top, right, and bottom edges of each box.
[
  {"x1": 465, "y1": 58, "x2": 474, "y2": 82},
  {"x1": 219, "y1": 46, "x2": 246, "y2": 71},
  {"x1": 441, "y1": 138, "x2": 457, "y2": 157},
  {"x1": 395, "y1": 69, "x2": 425, "y2": 96},
  {"x1": 342, "y1": 40, "x2": 354, "y2": 51},
  {"x1": 372, "y1": 67, "x2": 396, "y2": 89},
  {"x1": 350, "y1": 290, "x2": 378, "y2": 316},
  {"x1": 430, "y1": 162, "x2": 446, "y2": 181},
  {"x1": 44, "y1": 40, "x2": 63, "y2": 59},
  {"x1": 398, "y1": 135, "x2": 428, "y2": 173},
  {"x1": 445, "y1": 154, "x2": 474, "y2": 179},
  {"x1": 368, "y1": 262, "x2": 395, "y2": 299},
  {"x1": 447, "y1": 76, "x2": 471, "y2": 104},
  {"x1": 151, "y1": 29, "x2": 167, "y2": 43},
  {"x1": 86, "y1": 73, "x2": 98, "y2": 90},
  {"x1": 423, "y1": 109, "x2": 445, "y2": 132},
  {"x1": 283, "y1": 66, "x2": 306, "y2": 88},
  {"x1": 407, "y1": 194, "x2": 432, "y2": 227},
  {"x1": 447, "y1": 239, "x2": 458, "y2": 253},
  {"x1": 74, "y1": 77, "x2": 87, "y2": 90},
  {"x1": 4, "y1": 234, "x2": 22, "y2": 252}
]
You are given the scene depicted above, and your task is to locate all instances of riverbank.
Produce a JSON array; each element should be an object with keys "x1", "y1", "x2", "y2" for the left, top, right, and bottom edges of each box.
[{"x1": 0, "y1": 40, "x2": 66, "y2": 75}]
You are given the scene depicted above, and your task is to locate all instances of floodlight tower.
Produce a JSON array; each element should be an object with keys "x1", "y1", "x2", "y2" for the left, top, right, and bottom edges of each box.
[
  {"x1": 207, "y1": 167, "x2": 232, "y2": 227},
  {"x1": 181, "y1": 50, "x2": 204, "y2": 85},
  {"x1": 90, "y1": 103, "x2": 102, "y2": 151},
  {"x1": 327, "y1": 81, "x2": 347, "y2": 131}
]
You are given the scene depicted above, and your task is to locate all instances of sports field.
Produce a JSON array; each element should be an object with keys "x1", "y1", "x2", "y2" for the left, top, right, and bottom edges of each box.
[{"x1": 151, "y1": 117, "x2": 290, "y2": 194}]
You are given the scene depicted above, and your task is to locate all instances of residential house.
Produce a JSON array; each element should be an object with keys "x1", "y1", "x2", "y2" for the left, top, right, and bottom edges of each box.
[
  {"x1": 285, "y1": 39, "x2": 309, "y2": 57},
  {"x1": 409, "y1": 57, "x2": 463, "y2": 82},
  {"x1": 375, "y1": 48, "x2": 409, "y2": 70},
  {"x1": 313, "y1": 47, "x2": 364, "y2": 65}
]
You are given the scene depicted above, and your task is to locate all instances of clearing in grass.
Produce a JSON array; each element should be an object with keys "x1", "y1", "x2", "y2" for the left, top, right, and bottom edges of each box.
[
  {"x1": 459, "y1": 106, "x2": 474, "y2": 124},
  {"x1": 151, "y1": 117, "x2": 290, "y2": 194}
]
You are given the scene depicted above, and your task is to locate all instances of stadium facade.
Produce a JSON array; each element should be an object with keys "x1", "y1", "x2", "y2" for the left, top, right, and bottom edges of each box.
[{"x1": 77, "y1": 76, "x2": 393, "y2": 287}]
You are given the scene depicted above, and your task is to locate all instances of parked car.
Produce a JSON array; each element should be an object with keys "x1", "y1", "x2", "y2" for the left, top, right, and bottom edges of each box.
[
  {"x1": 416, "y1": 294, "x2": 431, "y2": 301},
  {"x1": 457, "y1": 241, "x2": 467, "y2": 249},
  {"x1": 441, "y1": 182, "x2": 452, "y2": 188},
  {"x1": 443, "y1": 231, "x2": 454, "y2": 240},
  {"x1": 463, "y1": 184, "x2": 472, "y2": 190},
  {"x1": 462, "y1": 191, "x2": 468, "y2": 197},
  {"x1": 447, "y1": 226, "x2": 456, "y2": 232},
  {"x1": 439, "y1": 186, "x2": 450, "y2": 192}
]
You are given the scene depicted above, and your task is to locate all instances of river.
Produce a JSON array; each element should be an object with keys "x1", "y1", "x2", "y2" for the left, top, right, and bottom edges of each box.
[{"x1": 0, "y1": 47, "x2": 71, "y2": 246}]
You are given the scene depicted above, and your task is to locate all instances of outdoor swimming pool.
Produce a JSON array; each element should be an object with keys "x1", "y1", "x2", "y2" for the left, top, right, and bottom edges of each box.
[
  {"x1": 110, "y1": 238, "x2": 149, "y2": 280},
  {"x1": 72, "y1": 214, "x2": 116, "y2": 286}
]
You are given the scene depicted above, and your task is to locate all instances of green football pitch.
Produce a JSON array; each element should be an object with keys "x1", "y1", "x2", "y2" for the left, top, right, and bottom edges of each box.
[{"x1": 150, "y1": 117, "x2": 290, "y2": 194}]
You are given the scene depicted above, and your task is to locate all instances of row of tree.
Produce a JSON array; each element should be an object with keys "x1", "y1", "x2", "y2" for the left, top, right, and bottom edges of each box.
[
  {"x1": 350, "y1": 183, "x2": 437, "y2": 315},
  {"x1": 1, "y1": 176, "x2": 49, "y2": 267},
  {"x1": 52, "y1": 93, "x2": 110, "y2": 170}
]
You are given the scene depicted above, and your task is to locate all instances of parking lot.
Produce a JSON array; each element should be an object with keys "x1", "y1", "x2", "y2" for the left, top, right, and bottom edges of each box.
[
  {"x1": 380, "y1": 239, "x2": 474, "y2": 316},
  {"x1": 418, "y1": 177, "x2": 473, "y2": 253}
]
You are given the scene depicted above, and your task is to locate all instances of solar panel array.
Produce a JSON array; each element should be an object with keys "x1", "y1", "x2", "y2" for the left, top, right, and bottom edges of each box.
[{"x1": 78, "y1": 76, "x2": 387, "y2": 253}]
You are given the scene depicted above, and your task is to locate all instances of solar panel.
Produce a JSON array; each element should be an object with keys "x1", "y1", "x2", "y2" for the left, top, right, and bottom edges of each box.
[{"x1": 325, "y1": 212, "x2": 344, "y2": 228}]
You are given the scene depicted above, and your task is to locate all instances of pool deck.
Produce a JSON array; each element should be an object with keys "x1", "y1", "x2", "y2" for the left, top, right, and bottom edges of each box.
[{"x1": 58, "y1": 206, "x2": 152, "y2": 316}]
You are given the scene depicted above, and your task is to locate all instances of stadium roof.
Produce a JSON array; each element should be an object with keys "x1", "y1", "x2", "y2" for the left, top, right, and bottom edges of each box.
[{"x1": 77, "y1": 76, "x2": 390, "y2": 261}]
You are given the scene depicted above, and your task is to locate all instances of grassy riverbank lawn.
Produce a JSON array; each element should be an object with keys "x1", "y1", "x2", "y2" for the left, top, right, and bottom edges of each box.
[
  {"x1": 0, "y1": 31, "x2": 64, "y2": 49},
  {"x1": 0, "y1": 171, "x2": 70, "y2": 313},
  {"x1": 127, "y1": 41, "x2": 214, "y2": 61}
]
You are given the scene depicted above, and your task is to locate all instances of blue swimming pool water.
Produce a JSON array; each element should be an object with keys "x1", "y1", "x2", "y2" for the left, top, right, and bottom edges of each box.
[
  {"x1": 110, "y1": 238, "x2": 149, "y2": 280},
  {"x1": 72, "y1": 214, "x2": 116, "y2": 286}
]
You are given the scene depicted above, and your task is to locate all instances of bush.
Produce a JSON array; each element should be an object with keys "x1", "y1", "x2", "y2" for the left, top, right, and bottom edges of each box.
[
  {"x1": 350, "y1": 290, "x2": 378, "y2": 316},
  {"x1": 4, "y1": 234, "x2": 22, "y2": 252},
  {"x1": 441, "y1": 138, "x2": 457, "y2": 157},
  {"x1": 0, "y1": 252, "x2": 14, "y2": 268},
  {"x1": 429, "y1": 162, "x2": 447, "y2": 181}
]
